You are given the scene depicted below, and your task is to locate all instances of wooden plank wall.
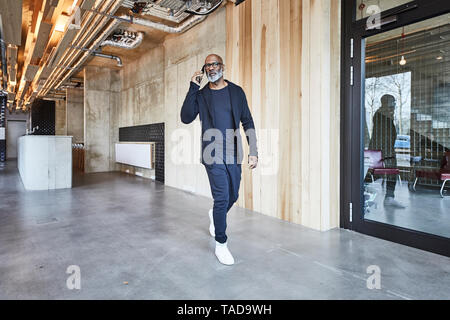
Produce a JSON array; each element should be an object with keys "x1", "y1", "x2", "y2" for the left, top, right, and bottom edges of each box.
[{"x1": 226, "y1": 0, "x2": 341, "y2": 231}]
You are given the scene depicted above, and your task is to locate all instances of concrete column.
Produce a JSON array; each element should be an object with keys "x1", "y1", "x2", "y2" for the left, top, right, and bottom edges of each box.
[
  {"x1": 66, "y1": 88, "x2": 84, "y2": 143},
  {"x1": 55, "y1": 100, "x2": 66, "y2": 135},
  {"x1": 84, "y1": 66, "x2": 120, "y2": 173}
]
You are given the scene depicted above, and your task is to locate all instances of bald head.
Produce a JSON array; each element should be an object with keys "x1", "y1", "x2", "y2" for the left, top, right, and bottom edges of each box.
[{"x1": 205, "y1": 54, "x2": 223, "y2": 65}]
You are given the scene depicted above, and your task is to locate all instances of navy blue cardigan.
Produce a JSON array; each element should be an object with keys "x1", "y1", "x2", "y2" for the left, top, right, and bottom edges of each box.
[{"x1": 181, "y1": 80, "x2": 258, "y2": 165}]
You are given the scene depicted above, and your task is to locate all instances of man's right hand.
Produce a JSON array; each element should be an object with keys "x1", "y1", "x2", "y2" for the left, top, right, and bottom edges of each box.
[{"x1": 191, "y1": 71, "x2": 203, "y2": 86}]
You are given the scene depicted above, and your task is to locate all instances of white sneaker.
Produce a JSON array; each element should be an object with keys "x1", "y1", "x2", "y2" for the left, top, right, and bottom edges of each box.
[
  {"x1": 208, "y1": 209, "x2": 215, "y2": 237},
  {"x1": 215, "y1": 241, "x2": 235, "y2": 265},
  {"x1": 384, "y1": 197, "x2": 406, "y2": 209}
]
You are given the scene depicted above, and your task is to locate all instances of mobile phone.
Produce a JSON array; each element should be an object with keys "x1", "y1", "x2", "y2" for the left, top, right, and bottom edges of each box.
[{"x1": 196, "y1": 65, "x2": 205, "y2": 84}]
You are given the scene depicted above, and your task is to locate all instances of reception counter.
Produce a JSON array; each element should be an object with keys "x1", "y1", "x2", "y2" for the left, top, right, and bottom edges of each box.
[{"x1": 18, "y1": 135, "x2": 72, "y2": 190}]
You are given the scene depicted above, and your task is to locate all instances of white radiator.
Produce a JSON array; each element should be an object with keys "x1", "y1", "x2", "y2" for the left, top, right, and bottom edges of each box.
[{"x1": 115, "y1": 142, "x2": 155, "y2": 169}]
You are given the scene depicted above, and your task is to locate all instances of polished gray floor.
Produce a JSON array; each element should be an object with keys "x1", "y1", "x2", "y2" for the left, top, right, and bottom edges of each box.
[{"x1": 1, "y1": 160, "x2": 449, "y2": 300}]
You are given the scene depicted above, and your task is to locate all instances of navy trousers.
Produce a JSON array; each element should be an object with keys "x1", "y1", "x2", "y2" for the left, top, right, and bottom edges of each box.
[{"x1": 204, "y1": 163, "x2": 242, "y2": 244}]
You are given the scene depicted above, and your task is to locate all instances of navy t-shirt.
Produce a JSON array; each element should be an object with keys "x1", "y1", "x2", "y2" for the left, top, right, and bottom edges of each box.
[{"x1": 211, "y1": 86, "x2": 236, "y2": 163}]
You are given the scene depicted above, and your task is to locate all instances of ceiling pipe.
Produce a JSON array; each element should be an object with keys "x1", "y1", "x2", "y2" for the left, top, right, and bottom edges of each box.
[
  {"x1": 39, "y1": 0, "x2": 113, "y2": 96},
  {"x1": 40, "y1": 0, "x2": 215, "y2": 97},
  {"x1": 41, "y1": 0, "x2": 124, "y2": 96},
  {"x1": 42, "y1": 0, "x2": 116, "y2": 91},
  {"x1": 92, "y1": 51, "x2": 123, "y2": 67},
  {"x1": 53, "y1": 10, "x2": 206, "y2": 90},
  {"x1": 53, "y1": 18, "x2": 122, "y2": 90},
  {"x1": 100, "y1": 31, "x2": 144, "y2": 49},
  {"x1": 41, "y1": 0, "x2": 121, "y2": 95},
  {"x1": 123, "y1": 0, "x2": 195, "y2": 23},
  {"x1": 185, "y1": 0, "x2": 224, "y2": 16},
  {"x1": 118, "y1": 14, "x2": 206, "y2": 34}
]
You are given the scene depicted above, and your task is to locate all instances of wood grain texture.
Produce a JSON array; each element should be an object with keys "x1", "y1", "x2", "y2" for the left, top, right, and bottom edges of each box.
[
  {"x1": 31, "y1": 21, "x2": 52, "y2": 61},
  {"x1": 226, "y1": 0, "x2": 341, "y2": 231},
  {"x1": 24, "y1": 64, "x2": 40, "y2": 81},
  {"x1": 226, "y1": 0, "x2": 254, "y2": 210},
  {"x1": 0, "y1": 0, "x2": 23, "y2": 45},
  {"x1": 7, "y1": 45, "x2": 18, "y2": 84}
]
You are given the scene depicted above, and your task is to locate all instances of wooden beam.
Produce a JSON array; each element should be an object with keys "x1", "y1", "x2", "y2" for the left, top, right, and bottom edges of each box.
[
  {"x1": 8, "y1": 68, "x2": 17, "y2": 84},
  {"x1": 48, "y1": 28, "x2": 78, "y2": 68},
  {"x1": 31, "y1": 0, "x2": 45, "y2": 33},
  {"x1": 19, "y1": 82, "x2": 30, "y2": 100},
  {"x1": 81, "y1": 0, "x2": 96, "y2": 10},
  {"x1": 18, "y1": 9, "x2": 53, "y2": 101},
  {"x1": 40, "y1": 1, "x2": 71, "y2": 65},
  {"x1": 43, "y1": 0, "x2": 60, "y2": 22},
  {"x1": 13, "y1": 26, "x2": 34, "y2": 102},
  {"x1": 22, "y1": 26, "x2": 35, "y2": 62},
  {"x1": 0, "y1": 0, "x2": 23, "y2": 45},
  {"x1": 31, "y1": 21, "x2": 53, "y2": 61},
  {"x1": 24, "y1": 65, "x2": 40, "y2": 81},
  {"x1": 6, "y1": 45, "x2": 18, "y2": 66},
  {"x1": 36, "y1": 79, "x2": 46, "y2": 92},
  {"x1": 7, "y1": 92, "x2": 15, "y2": 102},
  {"x1": 40, "y1": 66, "x2": 52, "y2": 79},
  {"x1": 7, "y1": 45, "x2": 18, "y2": 83}
]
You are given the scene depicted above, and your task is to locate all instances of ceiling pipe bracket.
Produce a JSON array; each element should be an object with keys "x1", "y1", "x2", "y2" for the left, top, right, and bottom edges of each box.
[{"x1": 91, "y1": 51, "x2": 123, "y2": 67}]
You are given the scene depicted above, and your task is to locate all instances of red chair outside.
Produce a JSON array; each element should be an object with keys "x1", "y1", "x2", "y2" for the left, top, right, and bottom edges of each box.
[
  {"x1": 413, "y1": 151, "x2": 450, "y2": 198},
  {"x1": 364, "y1": 150, "x2": 402, "y2": 185}
]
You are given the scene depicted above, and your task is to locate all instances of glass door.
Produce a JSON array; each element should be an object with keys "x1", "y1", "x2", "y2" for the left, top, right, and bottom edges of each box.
[
  {"x1": 362, "y1": 15, "x2": 450, "y2": 237},
  {"x1": 342, "y1": 0, "x2": 450, "y2": 256}
]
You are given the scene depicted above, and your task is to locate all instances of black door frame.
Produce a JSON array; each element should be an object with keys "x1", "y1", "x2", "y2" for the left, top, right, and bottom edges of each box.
[{"x1": 340, "y1": 0, "x2": 450, "y2": 257}]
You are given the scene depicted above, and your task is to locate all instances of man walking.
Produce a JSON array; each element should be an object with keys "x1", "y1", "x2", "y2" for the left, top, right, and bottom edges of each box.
[
  {"x1": 181, "y1": 54, "x2": 258, "y2": 265},
  {"x1": 369, "y1": 94, "x2": 406, "y2": 208}
]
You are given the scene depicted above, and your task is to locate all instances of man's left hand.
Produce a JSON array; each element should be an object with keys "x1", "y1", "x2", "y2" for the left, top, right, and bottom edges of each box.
[{"x1": 249, "y1": 156, "x2": 258, "y2": 169}]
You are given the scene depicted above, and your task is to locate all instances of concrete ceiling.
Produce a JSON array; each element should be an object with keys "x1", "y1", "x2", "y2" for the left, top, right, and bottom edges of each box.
[{"x1": 86, "y1": 20, "x2": 168, "y2": 68}]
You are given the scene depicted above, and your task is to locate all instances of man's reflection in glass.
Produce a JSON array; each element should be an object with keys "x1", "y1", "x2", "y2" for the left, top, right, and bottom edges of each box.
[{"x1": 369, "y1": 94, "x2": 406, "y2": 209}]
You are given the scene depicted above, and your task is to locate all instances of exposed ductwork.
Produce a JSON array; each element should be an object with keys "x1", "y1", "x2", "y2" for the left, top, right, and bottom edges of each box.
[
  {"x1": 29, "y1": 0, "x2": 223, "y2": 100},
  {"x1": 122, "y1": 0, "x2": 223, "y2": 23},
  {"x1": 184, "y1": 0, "x2": 224, "y2": 16},
  {"x1": 118, "y1": 14, "x2": 206, "y2": 34},
  {"x1": 101, "y1": 30, "x2": 144, "y2": 49},
  {"x1": 92, "y1": 51, "x2": 123, "y2": 67},
  {"x1": 40, "y1": 0, "x2": 126, "y2": 96}
]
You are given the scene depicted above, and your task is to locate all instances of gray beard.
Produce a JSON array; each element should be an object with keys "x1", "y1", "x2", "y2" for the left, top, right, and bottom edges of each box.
[{"x1": 207, "y1": 69, "x2": 223, "y2": 83}]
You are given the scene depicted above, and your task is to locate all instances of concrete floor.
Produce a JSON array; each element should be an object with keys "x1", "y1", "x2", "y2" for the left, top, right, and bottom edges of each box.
[{"x1": 1, "y1": 160, "x2": 450, "y2": 300}]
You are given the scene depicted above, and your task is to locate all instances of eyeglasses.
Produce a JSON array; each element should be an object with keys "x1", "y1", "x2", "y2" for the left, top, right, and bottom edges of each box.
[{"x1": 203, "y1": 62, "x2": 222, "y2": 70}]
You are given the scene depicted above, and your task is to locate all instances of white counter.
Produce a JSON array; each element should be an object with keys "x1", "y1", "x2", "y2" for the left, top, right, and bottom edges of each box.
[{"x1": 18, "y1": 135, "x2": 72, "y2": 190}]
